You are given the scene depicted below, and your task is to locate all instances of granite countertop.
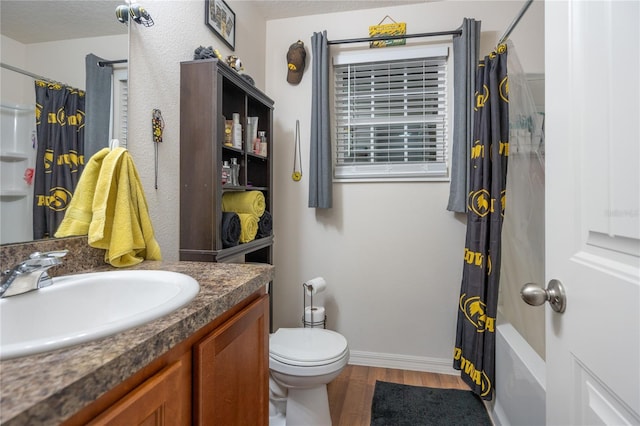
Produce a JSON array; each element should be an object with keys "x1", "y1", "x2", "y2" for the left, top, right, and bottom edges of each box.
[{"x1": 0, "y1": 260, "x2": 275, "y2": 425}]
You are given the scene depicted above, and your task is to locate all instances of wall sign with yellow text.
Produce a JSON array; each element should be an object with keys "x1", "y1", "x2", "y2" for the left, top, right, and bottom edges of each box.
[
  {"x1": 369, "y1": 15, "x2": 407, "y2": 48},
  {"x1": 369, "y1": 15, "x2": 406, "y2": 48}
]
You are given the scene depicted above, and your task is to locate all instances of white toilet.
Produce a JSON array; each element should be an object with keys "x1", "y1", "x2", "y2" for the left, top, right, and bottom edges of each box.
[{"x1": 269, "y1": 327, "x2": 349, "y2": 426}]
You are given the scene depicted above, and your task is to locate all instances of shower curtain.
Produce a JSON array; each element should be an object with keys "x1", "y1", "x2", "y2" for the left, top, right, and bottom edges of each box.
[
  {"x1": 33, "y1": 81, "x2": 85, "y2": 239},
  {"x1": 453, "y1": 44, "x2": 509, "y2": 400}
]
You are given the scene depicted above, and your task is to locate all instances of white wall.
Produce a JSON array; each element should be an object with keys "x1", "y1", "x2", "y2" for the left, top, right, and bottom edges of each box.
[
  {"x1": 265, "y1": 1, "x2": 544, "y2": 369},
  {"x1": 128, "y1": 0, "x2": 544, "y2": 372},
  {"x1": 1, "y1": 34, "x2": 128, "y2": 103},
  {"x1": 128, "y1": 0, "x2": 267, "y2": 258},
  {"x1": 1, "y1": 35, "x2": 31, "y2": 104},
  {"x1": 1, "y1": 33, "x2": 128, "y2": 133}
]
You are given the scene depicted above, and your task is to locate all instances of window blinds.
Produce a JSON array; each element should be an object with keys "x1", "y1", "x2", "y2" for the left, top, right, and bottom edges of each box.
[{"x1": 334, "y1": 48, "x2": 449, "y2": 179}]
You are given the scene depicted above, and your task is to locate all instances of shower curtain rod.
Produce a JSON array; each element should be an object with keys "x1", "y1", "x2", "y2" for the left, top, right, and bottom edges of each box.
[
  {"x1": 97, "y1": 59, "x2": 128, "y2": 67},
  {"x1": 0, "y1": 62, "x2": 59, "y2": 84},
  {"x1": 327, "y1": 29, "x2": 462, "y2": 45},
  {"x1": 498, "y1": 0, "x2": 534, "y2": 44}
]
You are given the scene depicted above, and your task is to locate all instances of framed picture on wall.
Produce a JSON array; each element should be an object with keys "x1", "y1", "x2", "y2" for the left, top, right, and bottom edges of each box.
[{"x1": 205, "y1": 0, "x2": 235, "y2": 51}]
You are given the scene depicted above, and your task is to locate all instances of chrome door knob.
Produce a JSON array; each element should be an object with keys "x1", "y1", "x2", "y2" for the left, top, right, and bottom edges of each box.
[{"x1": 521, "y1": 279, "x2": 566, "y2": 313}]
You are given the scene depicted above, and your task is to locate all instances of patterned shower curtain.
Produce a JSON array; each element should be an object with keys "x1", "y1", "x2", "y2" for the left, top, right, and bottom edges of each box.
[
  {"x1": 453, "y1": 44, "x2": 509, "y2": 400},
  {"x1": 33, "y1": 81, "x2": 86, "y2": 239}
]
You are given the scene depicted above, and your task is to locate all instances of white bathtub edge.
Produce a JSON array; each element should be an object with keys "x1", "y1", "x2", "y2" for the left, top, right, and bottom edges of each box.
[
  {"x1": 492, "y1": 321, "x2": 546, "y2": 426},
  {"x1": 496, "y1": 322, "x2": 546, "y2": 390}
]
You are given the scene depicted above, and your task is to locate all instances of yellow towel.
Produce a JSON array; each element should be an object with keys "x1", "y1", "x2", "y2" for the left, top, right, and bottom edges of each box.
[
  {"x1": 238, "y1": 213, "x2": 258, "y2": 243},
  {"x1": 222, "y1": 191, "x2": 265, "y2": 217},
  {"x1": 55, "y1": 148, "x2": 111, "y2": 237},
  {"x1": 88, "y1": 148, "x2": 162, "y2": 267}
]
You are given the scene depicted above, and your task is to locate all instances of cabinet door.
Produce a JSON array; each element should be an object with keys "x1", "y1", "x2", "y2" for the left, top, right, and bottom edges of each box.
[
  {"x1": 88, "y1": 357, "x2": 190, "y2": 426},
  {"x1": 194, "y1": 295, "x2": 269, "y2": 426}
]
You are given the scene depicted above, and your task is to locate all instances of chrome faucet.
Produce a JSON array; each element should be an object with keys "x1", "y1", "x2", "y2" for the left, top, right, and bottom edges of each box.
[{"x1": 0, "y1": 250, "x2": 68, "y2": 298}]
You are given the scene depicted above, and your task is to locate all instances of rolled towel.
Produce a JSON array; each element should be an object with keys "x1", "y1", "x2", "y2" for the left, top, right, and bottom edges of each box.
[
  {"x1": 221, "y1": 212, "x2": 241, "y2": 248},
  {"x1": 222, "y1": 190, "x2": 265, "y2": 217},
  {"x1": 238, "y1": 213, "x2": 259, "y2": 243},
  {"x1": 257, "y1": 211, "x2": 272, "y2": 238}
]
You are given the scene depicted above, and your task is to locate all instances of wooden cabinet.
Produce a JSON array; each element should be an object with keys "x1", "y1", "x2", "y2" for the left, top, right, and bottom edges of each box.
[
  {"x1": 87, "y1": 358, "x2": 191, "y2": 426},
  {"x1": 63, "y1": 291, "x2": 269, "y2": 426},
  {"x1": 194, "y1": 294, "x2": 269, "y2": 425},
  {"x1": 179, "y1": 59, "x2": 274, "y2": 264}
]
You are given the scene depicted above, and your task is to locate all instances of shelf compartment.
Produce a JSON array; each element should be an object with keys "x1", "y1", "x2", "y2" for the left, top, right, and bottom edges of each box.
[{"x1": 179, "y1": 236, "x2": 274, "y2": 263}]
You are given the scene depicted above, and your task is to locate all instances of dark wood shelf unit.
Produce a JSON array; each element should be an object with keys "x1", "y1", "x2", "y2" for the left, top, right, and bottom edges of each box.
[{"x1": 179, "y1": 58, "x2": 274, "y2": 281}]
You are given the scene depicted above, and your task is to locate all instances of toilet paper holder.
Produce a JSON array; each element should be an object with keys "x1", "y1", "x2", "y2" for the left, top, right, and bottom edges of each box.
[{"x1": 302, "y1": 281, "x2": 327, "y2": 328}]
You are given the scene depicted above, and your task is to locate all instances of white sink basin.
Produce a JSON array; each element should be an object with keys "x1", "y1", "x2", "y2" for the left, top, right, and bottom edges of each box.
[{"x1": 0, "y1": 270, "x2": 200, "y2": 360}]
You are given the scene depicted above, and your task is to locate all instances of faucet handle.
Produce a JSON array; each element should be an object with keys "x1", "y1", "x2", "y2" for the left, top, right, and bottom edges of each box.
[{"x1": 29, "y1": 250, "x2": 69, "y2": 259}]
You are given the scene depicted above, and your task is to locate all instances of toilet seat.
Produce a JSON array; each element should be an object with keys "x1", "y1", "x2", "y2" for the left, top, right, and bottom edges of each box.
[{"x1": 270, "y1": 328, "x2": 348, "y2": 367}]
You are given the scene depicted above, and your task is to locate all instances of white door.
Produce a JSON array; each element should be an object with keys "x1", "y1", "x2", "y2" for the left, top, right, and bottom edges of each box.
[{"x1": 545, "y1": 1, "x2": 640, "y2": 424}]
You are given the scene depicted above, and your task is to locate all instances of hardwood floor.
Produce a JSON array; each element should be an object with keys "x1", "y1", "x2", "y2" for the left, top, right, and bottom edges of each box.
[{"x1": 327, "y1": 365, "x2": 470, "y2": 426}]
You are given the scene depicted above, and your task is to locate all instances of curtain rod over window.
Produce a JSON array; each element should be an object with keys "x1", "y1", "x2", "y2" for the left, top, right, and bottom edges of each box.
[
  {"x1": 97, "y1": 59, "x2": 128, "y2": 67},
  {"x1": 327, "y1": 29, "x2": 462, "y2": 46},
  {"x1": 327, "y1": 0, "x2": 534, "y2": 47}
]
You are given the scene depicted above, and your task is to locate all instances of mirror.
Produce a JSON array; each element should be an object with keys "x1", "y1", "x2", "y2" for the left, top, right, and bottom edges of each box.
[{"x1": 0, "y1": 1, "x2": 128, "y2": 245}]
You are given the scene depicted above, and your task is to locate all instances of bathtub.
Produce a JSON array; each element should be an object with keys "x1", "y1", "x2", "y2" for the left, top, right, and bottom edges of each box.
[{"x1": 489, "y1": 322, "x2": 546, "y2": 426}]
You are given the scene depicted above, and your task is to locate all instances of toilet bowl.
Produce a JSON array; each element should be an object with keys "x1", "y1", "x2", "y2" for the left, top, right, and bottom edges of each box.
[{"x1": 269, "y1": 327, "x2": 349, "y2": 426}]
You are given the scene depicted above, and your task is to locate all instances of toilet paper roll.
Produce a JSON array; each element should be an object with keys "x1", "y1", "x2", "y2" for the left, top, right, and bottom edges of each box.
[
  {"x1": 304, "y1": 306, "x2": 326, "y2": 324},
  {"x1": 304, "y1": 277, "x2": 326, "y2": 296}
]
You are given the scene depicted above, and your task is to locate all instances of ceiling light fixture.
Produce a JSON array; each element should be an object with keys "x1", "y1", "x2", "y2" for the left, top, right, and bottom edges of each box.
[{"x1": 115, "y1": 3, "x2": 154, "y2": 27}]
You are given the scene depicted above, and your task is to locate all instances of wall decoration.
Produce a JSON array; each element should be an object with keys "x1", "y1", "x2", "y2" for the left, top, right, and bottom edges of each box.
[
  {"x1": 369, "y1": 15, "x2": 406, "y2": 48},
  {"x1": 205, "y1": 0, "x2": 235, "y2": 51}
]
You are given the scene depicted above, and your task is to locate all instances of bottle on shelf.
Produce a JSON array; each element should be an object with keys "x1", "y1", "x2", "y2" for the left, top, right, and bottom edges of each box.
[
  {"x1": 258, "y1": 131, "x2": 267, "y2": 157},
  {"x1": 232, "y1": 113, "x2": 242, "y2": 149},
  {"x1": 222, "y1": 160, "x2": 231, "y2": 185},
  {"x1": 246, "y1": 117, "x2": 259, "y2": 151},
  {"x1": 230, "y1": 158, "x2": 240, "y2": 186},
  {"x1": 224, "y1": 120, "x2": 233, "y2": 147},
  {"x1": 260, "y1": 132, "x2": 267, "y2": 157}
]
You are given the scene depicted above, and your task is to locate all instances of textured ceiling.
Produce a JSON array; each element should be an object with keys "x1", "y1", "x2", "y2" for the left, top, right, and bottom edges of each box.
[
  {"x1": 1, "y1": 1, "x2": 127, "y2": 44},
  {"x1": 1, "y1": 0, "x2": 430, "y2": 44}
]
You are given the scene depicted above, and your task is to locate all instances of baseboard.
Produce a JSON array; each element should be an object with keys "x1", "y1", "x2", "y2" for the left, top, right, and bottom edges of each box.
[{"x1": 347, "y1": 350, "x2": 459, "y2": 376}]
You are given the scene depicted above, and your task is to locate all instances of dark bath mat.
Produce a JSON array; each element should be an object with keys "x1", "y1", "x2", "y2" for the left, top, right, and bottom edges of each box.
[{"x1": 370, "y1": 381, "x2": 492, "y2": 426}]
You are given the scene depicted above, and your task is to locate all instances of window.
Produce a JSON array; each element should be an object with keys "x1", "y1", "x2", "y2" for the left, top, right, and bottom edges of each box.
[
  {"x1": 333, "y1": 46, "x2": 449, "y2": 180},
  {"x1": 111, "y1": 68, "x2": 128, "y2": 148}
]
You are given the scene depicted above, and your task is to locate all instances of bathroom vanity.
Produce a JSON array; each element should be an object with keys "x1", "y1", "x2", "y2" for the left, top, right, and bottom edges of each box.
[{"x1": 0, "y1": 259, "x2": 273, "y2": 425}]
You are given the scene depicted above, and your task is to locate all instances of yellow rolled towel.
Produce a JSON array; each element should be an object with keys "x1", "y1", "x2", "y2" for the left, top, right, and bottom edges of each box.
[
  {"x1": 238, "y1": 213, "x2": 258, "y2": 243},
  {"x1": 222, "y1": 191, "x2": 265, "y2": 217}
]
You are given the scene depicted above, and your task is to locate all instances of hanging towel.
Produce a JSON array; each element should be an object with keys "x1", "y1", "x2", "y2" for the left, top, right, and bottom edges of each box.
[
  {"x1": 55, "y1": 148, "x2": 111, "y2": 237},
  {"x1": 257, "y1": 211, "x2": 272, "y2": 238},
  {"x1": 238, "y1": 213, "x2": 259, "y2": 243},
  {"x1": 221, "y1": 211, "x2": 241, "y2": 248},
  {"x1": 88, "y1": 147, "x2": 162, "y2": 267},
  {"x1": 222, "y1": 190, "x2": 266, "y2": 217}
]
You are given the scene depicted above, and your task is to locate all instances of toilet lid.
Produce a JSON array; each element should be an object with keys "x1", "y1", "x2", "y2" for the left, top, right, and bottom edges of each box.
[{"x1": 270, "y1": 328, "x2": 348, "y2": 365}]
